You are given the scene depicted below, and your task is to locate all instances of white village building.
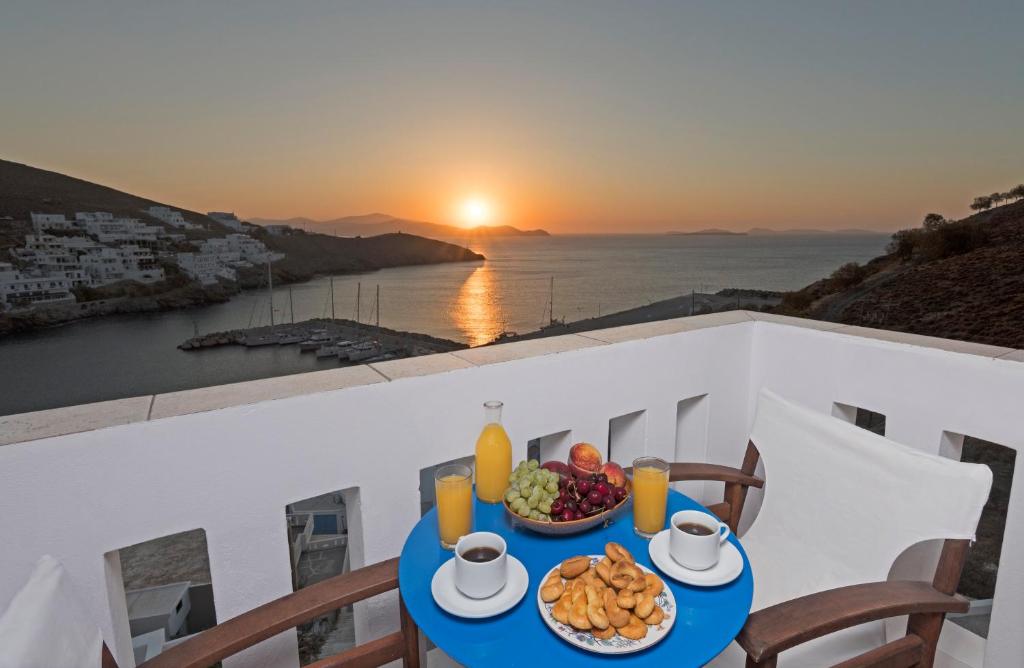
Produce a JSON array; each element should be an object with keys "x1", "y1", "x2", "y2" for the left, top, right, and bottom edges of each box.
[
  {"x1": 176, "y1": 252, "x2": 236, "y2": 285},
  {"x1": 207, "y1": 211, "x2": 246, "y2": 232},
  {"x1": 145, "y1": 206, "x2": 199, "y2": 230},
  {"x1": 79, "y1": 246, "x2": 165, "y2": 285},
  {"x1": 29, "y1": 213, "x2": 76, "y2": 234},
  {"x1": 0, "y1": 262, "x2": 77, "y2": 311}
]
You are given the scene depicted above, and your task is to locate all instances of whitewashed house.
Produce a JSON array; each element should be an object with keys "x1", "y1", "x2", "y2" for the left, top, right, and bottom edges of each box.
[
  {"x1": 0, "y1": 262, "x2": 76, "y2": 310},
  {"x1": 80, "y1": 246, "x2": 164, "y2": 285},
  {"x1": 145, "y1": 206, "x2": 198, "y2": 230},
  {"x1": 207, "y1": 212, "x2": 246, "y2": 232},
  {"x1": 29, "y1": 212, "x2": 75, "y2": 233},
  {"x1": 176, "y1": 252, "x2": 233, "y2": 285}
]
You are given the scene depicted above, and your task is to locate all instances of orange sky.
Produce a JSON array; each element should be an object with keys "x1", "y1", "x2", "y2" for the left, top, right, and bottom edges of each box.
[{"x1": 1, "y1": 3, "x2": 1022, "y2": 234}]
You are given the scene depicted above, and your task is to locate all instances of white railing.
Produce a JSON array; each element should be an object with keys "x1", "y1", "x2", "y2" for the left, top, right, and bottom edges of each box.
[{"x1": 0, "y1": 312, "x2": 1021, "y2": 667}]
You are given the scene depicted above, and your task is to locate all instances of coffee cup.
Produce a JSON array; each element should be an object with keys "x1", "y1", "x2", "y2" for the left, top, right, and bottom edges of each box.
[
  {"x1": 453, "y1": 531, "x2": 508, "y2": 598},
  {"x1": 669, "y1": 510, "x2": 730, "y2": 571}
]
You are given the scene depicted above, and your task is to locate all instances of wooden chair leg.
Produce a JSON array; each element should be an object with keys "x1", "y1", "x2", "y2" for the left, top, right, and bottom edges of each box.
[
  {"x1": 746, "y1": 655, "x2": 777, "y2": 667},
  {"x1": 400, "y1": 593, "x2": 420, "y2": 668},
  {"x1": 906, "y1": 539, "x2": 970, "y2": 667}
]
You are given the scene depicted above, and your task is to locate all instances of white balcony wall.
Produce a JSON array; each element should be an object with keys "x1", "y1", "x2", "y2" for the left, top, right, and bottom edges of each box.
[{"x1": 0, "y1": 312, "x2": 1022, "y2": 667}]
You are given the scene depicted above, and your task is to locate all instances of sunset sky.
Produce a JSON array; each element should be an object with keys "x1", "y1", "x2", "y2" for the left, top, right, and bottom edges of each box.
[{"x1": 1, "y1": 1, "x2": 1022, "y2": 233}]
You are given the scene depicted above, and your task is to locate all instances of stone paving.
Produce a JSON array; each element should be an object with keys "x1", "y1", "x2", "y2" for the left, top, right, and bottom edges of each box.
[{"x1": 296, "y1": 544, "x2": 354, "y2": 664}]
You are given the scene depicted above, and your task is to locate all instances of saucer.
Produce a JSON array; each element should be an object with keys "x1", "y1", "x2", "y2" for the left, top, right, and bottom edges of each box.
[
  {"x1": 431, "y1": 556, "x2": 529, "y2": 619},
  {"x1": 649, "y1": 530, "x2": 744, "y2": 587}
]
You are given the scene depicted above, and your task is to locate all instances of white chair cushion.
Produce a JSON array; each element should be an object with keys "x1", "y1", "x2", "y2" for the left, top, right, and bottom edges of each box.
[{"x1": 0, "y1": 555, "x2": 102, "y2": 668}]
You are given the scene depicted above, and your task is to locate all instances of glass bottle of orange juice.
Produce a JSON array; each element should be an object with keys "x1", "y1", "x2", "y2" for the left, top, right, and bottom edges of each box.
[{"x1": 475, "y1": 401, "x2": 512, "y2": 503}]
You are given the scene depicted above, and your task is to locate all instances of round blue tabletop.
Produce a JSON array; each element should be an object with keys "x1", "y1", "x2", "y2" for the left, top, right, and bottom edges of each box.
[{"x1": 399, "y1": 490, "x2": 753, "y2": 667}]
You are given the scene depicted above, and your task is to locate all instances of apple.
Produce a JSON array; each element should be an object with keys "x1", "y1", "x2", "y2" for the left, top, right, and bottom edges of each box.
[
  {"x1": 600, "y1": 462, "x2": 627, "y2": 489},
  {"x1": 568, "y1": 442, "x2": 603, "y2": 479},
  {"x1": 541, "y1": 460, "x2": 571, "y2": 478}
]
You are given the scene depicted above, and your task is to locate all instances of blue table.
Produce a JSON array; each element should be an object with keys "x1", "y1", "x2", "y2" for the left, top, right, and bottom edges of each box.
[{"x1": 399, "y1": 490, "x2": 753, "y2": 667}]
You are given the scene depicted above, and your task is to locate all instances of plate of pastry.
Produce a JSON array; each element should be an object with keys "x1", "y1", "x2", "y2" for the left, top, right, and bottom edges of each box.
[{"x1": 536, "y1": 542, "x2": 675, "y2": 654}]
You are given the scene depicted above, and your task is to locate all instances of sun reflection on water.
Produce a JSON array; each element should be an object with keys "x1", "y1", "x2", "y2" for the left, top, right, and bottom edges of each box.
[{"x1": 453, "y1": 264, "x2": 505, "y2": 346}]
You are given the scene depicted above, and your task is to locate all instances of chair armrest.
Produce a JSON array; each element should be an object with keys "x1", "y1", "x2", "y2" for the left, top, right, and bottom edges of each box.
[
  {"x1": 139, "y1": 557, "x2": 400, "y2": 668},
  {"x1": 737, "y1": 580, "x2": 969, "y2": 663},
  {"x1": 627, "y1": 463, "x2": 763, "y2": 487}
]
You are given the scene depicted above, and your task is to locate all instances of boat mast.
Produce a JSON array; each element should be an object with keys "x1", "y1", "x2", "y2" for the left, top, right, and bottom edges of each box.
[
  {"x1": 267, "y1": 259, "x2": 274, "y2": 327},
  {"x1": 356, "y1": 282, "x2": 361, "y2": 324},
  {"x1": 330, "y1": 277, "x2": 335, "y2": 320},
  {"x1": 549, "y1": 276, "x2": 555, "y2": 325},
  {"x1": 375, "y1": 284, "x2": 380, "y2": 327},
  {"x1": 289, "y1": 286, "x2": 295, "y2": 324}
]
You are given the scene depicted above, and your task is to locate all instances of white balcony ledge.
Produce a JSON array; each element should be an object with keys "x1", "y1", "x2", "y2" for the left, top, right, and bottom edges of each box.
[{"x1": 0, "y1": 312, "x2": 1022, "y2": 668}]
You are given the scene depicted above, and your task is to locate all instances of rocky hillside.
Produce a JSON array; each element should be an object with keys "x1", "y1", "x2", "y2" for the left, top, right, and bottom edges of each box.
[
  {"x1": 0, "y1": 159, "x2": 224, "y2": 232},
  {"x1": 778, "y1": 199, "x2": 1024, "y2": 348}
]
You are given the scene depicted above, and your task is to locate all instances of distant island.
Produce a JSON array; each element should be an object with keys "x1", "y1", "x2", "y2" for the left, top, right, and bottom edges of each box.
[
  {"x1": 0, "y1": 159, "x2": 483, "y2": 334},
  {"x1": 667, "y1": 228, "x2": 746, "y2": 236},
  {"x1": 250, "y1": 213, "x2": 550, "y2": 239},
  {"x1": 667, "y1": 227, "x2": 884, "y2": 236}
]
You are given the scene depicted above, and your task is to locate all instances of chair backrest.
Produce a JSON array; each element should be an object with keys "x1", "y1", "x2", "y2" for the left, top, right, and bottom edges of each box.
[{"x1": 741, "y1": 389, "x2": 992, "y2": 612}]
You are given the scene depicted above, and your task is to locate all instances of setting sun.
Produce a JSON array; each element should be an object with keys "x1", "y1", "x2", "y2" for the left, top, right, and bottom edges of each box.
[{"x1": 458, "y1": 197, "x2": 494, "y2": 227}]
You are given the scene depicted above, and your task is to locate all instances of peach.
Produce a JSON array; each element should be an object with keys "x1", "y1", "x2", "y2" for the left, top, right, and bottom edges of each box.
[
  {"x1": 569, "y1": 442, "x2": 603, "y2": 478},
  {"x1": 601, "y1": 462, "x2": 627, "y2": 489}
]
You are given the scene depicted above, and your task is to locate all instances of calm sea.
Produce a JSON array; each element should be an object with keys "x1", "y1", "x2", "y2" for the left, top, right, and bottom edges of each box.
[{"x1": 0, "y1": 233, "x2": 888, "y2": 416}]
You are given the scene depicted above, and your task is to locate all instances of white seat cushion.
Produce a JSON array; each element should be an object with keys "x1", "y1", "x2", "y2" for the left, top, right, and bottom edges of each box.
[{"x1": 0, "y1": 555, "x2": 102, "y2": 668}]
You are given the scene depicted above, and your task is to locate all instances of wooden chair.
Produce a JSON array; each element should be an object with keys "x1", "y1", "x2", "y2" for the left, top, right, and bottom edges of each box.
[
  {"x1": 103, "y1": 557, "x2": 419, "y2": 668},
  {"x1": 663, "y1": 390, "x2": 992, "y2": 667}
]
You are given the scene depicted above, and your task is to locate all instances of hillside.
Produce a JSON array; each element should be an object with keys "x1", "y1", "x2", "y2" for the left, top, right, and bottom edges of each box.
[
  {"x1": 0, "y1": 159, "x2": 225, "y2": 233},
  {"x1": 250, "y1": 213, "x2": 550, "y2": 238},
  {"x1": 778, "y1": 200, "x2": 1024, "y2": 348},
  {"x1": 258, "y1": 229, "x2": 482, "y2": 284}
]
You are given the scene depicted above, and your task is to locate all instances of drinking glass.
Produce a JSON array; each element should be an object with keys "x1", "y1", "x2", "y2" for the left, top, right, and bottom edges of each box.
[
  {"x1": 632, "y1": 456, "x2": 670, "y2": 538},
  {"x1": 435, "y1": 464, "x2": 473, "y2": 549}
]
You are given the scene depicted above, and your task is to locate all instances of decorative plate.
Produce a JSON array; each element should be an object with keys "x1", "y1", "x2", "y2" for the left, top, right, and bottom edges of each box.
[
  {"x1": 536, "y1": 555, "x2": 676, "y2": 654},
  {"x1": 504, "y1": 482, "x2": 632, "y2": 536}
]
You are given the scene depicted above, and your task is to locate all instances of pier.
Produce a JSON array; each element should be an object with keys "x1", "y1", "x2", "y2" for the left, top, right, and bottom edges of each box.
[{"x1": 179, "y1": 318, "x2": 465, "y2": 364}]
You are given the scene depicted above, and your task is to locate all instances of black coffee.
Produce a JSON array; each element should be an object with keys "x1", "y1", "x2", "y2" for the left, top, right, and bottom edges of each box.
[
  {"x1": 677, "y1": 522, "x2": 714, "y2": 536},
  {"x1": 461, "y1": 546, "x2": 501, "y2": 563}
]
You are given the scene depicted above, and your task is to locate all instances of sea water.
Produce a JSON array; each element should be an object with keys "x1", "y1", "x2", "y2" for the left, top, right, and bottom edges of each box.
[{"x1": 0, "y1": 233, "x2": 888, "y2": 415}]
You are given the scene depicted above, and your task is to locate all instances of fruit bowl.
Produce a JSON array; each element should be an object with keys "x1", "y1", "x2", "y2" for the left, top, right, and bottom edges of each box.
[{"x1": 504, "y1": 480, "x2": 632, "y2": 536}]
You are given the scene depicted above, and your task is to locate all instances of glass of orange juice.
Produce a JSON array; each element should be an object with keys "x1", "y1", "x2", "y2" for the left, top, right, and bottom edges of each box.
[
  {"x1": 632, "y1": 456, "x2": 670, "y2": 538},
  {"x1": 435, "y1": 464, "x2": 473, "y2": 549}
]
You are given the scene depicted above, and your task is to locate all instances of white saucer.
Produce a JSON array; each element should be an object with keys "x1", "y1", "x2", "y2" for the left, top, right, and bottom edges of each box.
[
  {"x1": 649, "y1": 530, "x2": 744, "y2": 587},
  {"x1": 430, "y1": 556, "x2": 529, "y2": 619}
]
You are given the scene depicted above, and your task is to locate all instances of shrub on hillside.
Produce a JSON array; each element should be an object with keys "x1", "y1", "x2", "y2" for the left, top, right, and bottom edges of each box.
[
  {"x1": 888, "y1": 215, "x2": 990, "y2": 262},
  {"x1": 827, "y1": 262, "x2": 868, "y2": 291}
]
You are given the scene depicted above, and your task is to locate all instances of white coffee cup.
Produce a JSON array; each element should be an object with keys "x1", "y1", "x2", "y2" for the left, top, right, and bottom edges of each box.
[
  {"x1": 453, "y1": 531, "x2": 508, "y2": 599},
  {"x1": 669, "y1": 510, "x2": 730, "y2": 571}
]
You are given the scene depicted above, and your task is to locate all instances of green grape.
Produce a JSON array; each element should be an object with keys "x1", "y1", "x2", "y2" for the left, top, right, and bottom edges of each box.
[
  {"x1": 529, "y1": 510, "x2": 543, "y2": 521},
  {"x1": 508, "y1": 473, "x2": 518, "y2": 484},
  {"x1": 519, "y1": 485, "x2": 532, "y2": 498},
  {"x1": 527, "y1": 459, "x2": 539, "y2": 470},
  {"x1": 517, "y1": 505, "x2": 531, "y2": 517},
  {"x1": 545, "y1": 481, "x2": 558, "y2": 494},
  {"x1": 538, "y1": 500, "x2": 552, "y2": 514},
  {"x1": 527, "y1": 496, "x2": 539, "y2": 509},
  {"x1": 505, "y1": 490, "x2": 519, "y2": 504}
]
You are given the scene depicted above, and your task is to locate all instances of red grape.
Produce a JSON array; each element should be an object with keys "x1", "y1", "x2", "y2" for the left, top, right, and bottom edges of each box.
[
  {"x1": 573, "y1": 510, "x2": 584, "y2": 521},
  {"x1": 559, "y1": 510, "x2": 574, "y2": 522},
  {"x1": 595, "y1": 482, "x2": 611, "y2": 497},
  {"x1": 577, "y1": 480, "x2": 592, "y2": 495},
  {"x1": 603, "y1": 495, "x2": 615, "y2": 508},
  {"x1": 551, "y1": 500, "x2": 565, "y2": 515},
  {"x1": 558, "y1": 490, "x2": 570, "y2": 502},
  {"x1": 579, "y1": 500, "x2": 593, "y2": 514},
  {"x1": 587, "y1": 490, "x2": 603, "y2": 505},
  {"x1": 613, "y1": 487, "x2": 628, "y2": 502},
  {"x1": 565, "y1": 499, "x2": 577, "y2": 512},
  {"x1": 596, "y1": 473, "x2": 608, "y2": 483}
]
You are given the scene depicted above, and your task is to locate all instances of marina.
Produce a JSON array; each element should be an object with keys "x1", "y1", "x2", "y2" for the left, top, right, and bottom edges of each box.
[{"x1": 178, "y1": 317, "x2": 465, "y2": 365}]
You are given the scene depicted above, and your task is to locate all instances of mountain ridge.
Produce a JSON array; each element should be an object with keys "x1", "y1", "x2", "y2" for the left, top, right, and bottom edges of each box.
[{"x1": 250, "y1": 213, "x2": 550, "y2": 238}]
